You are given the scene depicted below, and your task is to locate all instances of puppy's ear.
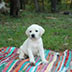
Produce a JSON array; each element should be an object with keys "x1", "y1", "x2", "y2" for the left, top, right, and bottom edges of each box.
[
  {"x1": 39, "y1": 26, "x2": 45, "y2": 36},
  {"x1": 25, "y1": 28, "x2": 29, "y2": 36}
]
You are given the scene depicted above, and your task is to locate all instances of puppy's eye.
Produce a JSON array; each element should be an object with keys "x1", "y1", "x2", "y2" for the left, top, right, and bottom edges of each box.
[
  {"x1": 29, "y1": 30, "x2": 32, "y2": 33},
  {"x1": 35, "y1": 30, "x2": 38, "y2": 32}
]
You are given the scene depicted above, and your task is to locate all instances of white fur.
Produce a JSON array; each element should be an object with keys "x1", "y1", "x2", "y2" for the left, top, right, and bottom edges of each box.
[
  {"x1": 0, "y1": 2, "x2": 5, "y2": 9},
  {"x1": 17, "y1": 24, "x2": 48, "y2": 64}
]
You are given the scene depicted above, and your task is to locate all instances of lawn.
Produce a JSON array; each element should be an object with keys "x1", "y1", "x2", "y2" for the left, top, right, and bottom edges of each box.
[{"x1": 0, "y1": 11, "x2": 72, "y2": 51}]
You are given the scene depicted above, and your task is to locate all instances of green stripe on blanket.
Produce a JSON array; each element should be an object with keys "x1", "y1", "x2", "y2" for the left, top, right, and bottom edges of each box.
[{"x1": 0, "y1": 47, "x2": 72, "y2": 72}]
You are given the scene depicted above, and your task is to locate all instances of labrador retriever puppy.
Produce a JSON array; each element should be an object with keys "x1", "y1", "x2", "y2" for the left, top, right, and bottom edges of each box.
[{"x1": 17, "y1": 24, "x2": 48, "y2": 65}]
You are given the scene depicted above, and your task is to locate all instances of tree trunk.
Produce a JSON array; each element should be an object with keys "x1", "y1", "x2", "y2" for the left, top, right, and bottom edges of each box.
[
  {"x1": 34, "y1": 0, "x2": 40, "y2": 12},
  {"x1": 51, "y1": 0, "x2": 57, "y2": 12},
  {"x1": 20, "y1": 0, "x2": 26, "y2": 10},
  {"x1": 41, "y1": 0, "x2": 44, "y2": 11},
  {"x1": 70, "y1": 0, "x2": 72, "y2": 8}
]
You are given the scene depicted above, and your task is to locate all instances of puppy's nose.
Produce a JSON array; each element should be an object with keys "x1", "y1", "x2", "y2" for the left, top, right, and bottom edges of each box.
[{"x1": 31, "y1": 34, "x2": 35, "y2": 38}]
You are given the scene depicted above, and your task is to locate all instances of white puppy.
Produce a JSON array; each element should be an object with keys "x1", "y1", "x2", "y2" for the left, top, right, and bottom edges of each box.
[{"x1": 17, "y1": 24, "x2": 48, "y2": 65}]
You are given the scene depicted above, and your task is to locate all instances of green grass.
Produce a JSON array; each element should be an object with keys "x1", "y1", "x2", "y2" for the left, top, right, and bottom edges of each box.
[{"x1": 0, "y1": 11, "x2": 72, "y2": 51}]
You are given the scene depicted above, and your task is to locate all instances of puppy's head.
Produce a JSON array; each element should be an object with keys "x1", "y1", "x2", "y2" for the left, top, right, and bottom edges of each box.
[{"x1": 26, "y1": 24, "x2": 45, "y2": 39}]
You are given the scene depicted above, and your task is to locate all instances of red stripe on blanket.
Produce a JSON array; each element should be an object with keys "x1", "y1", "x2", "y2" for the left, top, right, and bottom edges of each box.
[
  {"x1": 3, "y1": 60, "x2": 13, "y2": 72},
  {"x1": 0, "y1": 48, "x2": 17, "y2": 63},
  {"x1": 64, "y1": 50, "x2": 69, "y2": 66}
]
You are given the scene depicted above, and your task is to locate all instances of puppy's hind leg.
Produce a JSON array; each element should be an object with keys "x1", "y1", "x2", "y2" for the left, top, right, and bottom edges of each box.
[{"x1": 17, "y1": 49, "x2": 25, "y2": 59}]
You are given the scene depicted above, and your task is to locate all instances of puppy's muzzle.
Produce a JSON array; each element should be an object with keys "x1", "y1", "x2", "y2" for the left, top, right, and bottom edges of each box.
[{"x1": 31, "y1": 34, "x2": 35, "y2": 38}]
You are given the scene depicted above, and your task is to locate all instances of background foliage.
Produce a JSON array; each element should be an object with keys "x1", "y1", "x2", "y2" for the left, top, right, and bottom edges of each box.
[
  {"x1": 0, "y1": 0, "x2": 72, "y2": 51},
  {"x1": 22, "y1": 0, "x2": 72, "y2": 11}
]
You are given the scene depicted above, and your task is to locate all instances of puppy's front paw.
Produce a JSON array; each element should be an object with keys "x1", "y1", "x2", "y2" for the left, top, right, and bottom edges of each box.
[
  {"x1": 30, "y1": 60, "x2": 35, "y2": 66},
  {"x1": 19, "y1": 56, "x2": 24, "y2": 60},
  {"x1": 42, "y1": 60, "x2": 48, "y2": 64},
  {"x1": 30, "y1": 62, "x2": 35, "y2": 66}
]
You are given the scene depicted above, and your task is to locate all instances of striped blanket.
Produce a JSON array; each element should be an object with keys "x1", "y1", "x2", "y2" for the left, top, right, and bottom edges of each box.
[{"x1": 0, "y1": 47, "x2": 72, "y2": 72}]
